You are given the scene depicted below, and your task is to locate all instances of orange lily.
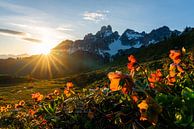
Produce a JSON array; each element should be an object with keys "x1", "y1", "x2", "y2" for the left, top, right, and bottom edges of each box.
[
  {"x1": 66, "y1": 82, "x2": 74, "y2": 89},
  {"x1": 108, "y1": 71, "x2": 122, "y2": 91},
  {"x1": 128, "y1": 55, "x2": 137, "y2": 63},
  {"x1": 169, "y1": 50, "x2": 181, "y2": 64}
]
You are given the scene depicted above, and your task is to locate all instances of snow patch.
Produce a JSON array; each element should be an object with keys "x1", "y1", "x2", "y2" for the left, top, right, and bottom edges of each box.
[
  {"x1": 148, "y1": 39, "x2": 159, "y2": 45},
  {"x1": 105, "y1": 39, "x2": 131, "y2": 55},
  {"x1": 126, "y1": 33, "x2": 143, "y2": 40},
  {"x1": 148, "y1": 39, "x2": 155, "y2": 44},
  {"x1": 133, "y1": 41, "x2": 142, "y2": 48},
  {"x1": 104, "y1": 31, "x2": 112, "y2": 37}
]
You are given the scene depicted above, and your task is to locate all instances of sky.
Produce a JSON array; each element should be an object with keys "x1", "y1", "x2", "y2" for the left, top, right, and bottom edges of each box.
[{"x1": 0, "y1": 0, "x2": 194, "y2": 55}]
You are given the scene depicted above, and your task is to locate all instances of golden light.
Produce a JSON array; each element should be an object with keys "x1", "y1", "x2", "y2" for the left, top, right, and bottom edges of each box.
[
  {"x1": 34, "y1": 43, "x2": 52, "y2": 55},
  {"x1": 30, "y1": 29, "x2": 60, "y2": 55},
  {"x1": 16, "y1": 52, "x2": 66, "y2": 79},
  {"x1": 30, "y1": 38, "x2": 56, "y2": 55},
  {"x1": 18, "y1": 26, "x2": 71, "y2": 78},
  {"x1": 11, "y1": 23, "x2": 76, "y2": 79}
]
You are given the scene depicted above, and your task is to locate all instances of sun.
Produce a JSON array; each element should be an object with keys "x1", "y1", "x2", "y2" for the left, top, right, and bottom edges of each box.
[
  {"x1": 40, "y1": 44, "x2": 51, "y2": 55},
  {"x1": 31, "y1": 43, "x2": 53, "y2": 55}
]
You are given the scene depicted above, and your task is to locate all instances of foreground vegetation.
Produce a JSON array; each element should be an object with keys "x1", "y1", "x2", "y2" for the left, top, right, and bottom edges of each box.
[{"x1": 0, "y1": 48, "x2": 194, "y2": 129}]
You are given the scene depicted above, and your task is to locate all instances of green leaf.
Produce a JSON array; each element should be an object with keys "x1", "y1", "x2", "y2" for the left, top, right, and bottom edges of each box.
[
  {"x1": 181, "y1": 87, "x2": 194, "y2": 108},
  {"x1": 172, "y1": 96, "x2": 182, "y2": 108},
  {"x1": 181, "y1": 87, "x2": 194, "y2": 98},
  {"x1": 48, "y1": 103, "x2": 54, "y2": 113},
  {"x1": 43, "y1": 105, "x2": 53, "y2": 115},
  {"x1": 155, "y1": 93, "x2": 173, "y2": 106},
  {"x1": 175, "y1": 106, "x2": 193, "y2": 127},
  {"x1": 119, "y1": 79, "x2": 125, "y2": 86}
]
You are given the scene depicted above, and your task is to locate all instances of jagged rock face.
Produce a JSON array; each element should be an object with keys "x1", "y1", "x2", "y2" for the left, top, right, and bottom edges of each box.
[
  {"x1": 120, "y1": 26, "x2": 181, "y2": 47},
  {"x1": 53, "y1": 25, "x2": 119, "y2": 53},
  {"x1": 120, "y1": 29, "x2": 145, "y2": 46},
  {"x1": 141, "y1": 26, "x2": 174, "y2": 46},
  {"x1": 52, "y1": 25, "x2": 181, "y2": 57}
]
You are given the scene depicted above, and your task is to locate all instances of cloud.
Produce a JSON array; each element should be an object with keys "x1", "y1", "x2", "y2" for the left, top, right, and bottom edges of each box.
[
  {"x1": 0, "y1": 28, "x2": 26, "y2": 36},
  {"x1": 56, "y1": 25, "x2": 73, "y2": 31},
  {"x1": 0, "y1": 28, "x2": 42, "y2": 43},
  {"x1": 83, "y1": 10, "x2": 109, "y2": 22},
  {"x1": 9, "y1": 23, "x2": 29, "y2": 28},
  {"x1": 22, "y1": 37, "x2": 42, "y2": 43}
]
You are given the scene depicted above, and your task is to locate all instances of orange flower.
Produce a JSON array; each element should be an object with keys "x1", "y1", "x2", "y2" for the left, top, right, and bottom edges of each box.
[
  {"x1": 127, "y1": 63, "x2": 135, "y2": 71},
  {"x1": 37, "y1": 94, "x2": 44, "y2": 102},
  {"x1": 168, "y1": 76, "x2": 176, "y2": 83},
  {"x1": 166, "y1": 76, "x2": 176, "y2": 86},
  {"x1": 169, "y1": 70, "x2": 176, "y2": 77},
  {"x1": 66, "y1": 82, "x2": 74, "y2": 89},
  {"x1": 156, "y1": 69, "x2": 162, "y2": 77},
  {"x1": 168, "y1": 63, "x2": 184, "y2": 81},
  {"x1": 177, "y1": 65, "x2": 184, "y2": 73},
  {"x1": 108, "y1": 71, "x2": 122, "y2": 80},
  {"x1": 128, "y1": 55, "x2": 137, "y2": 63},
  {"x1": 138, "y1": 100, "x2": 149, "y2": 121},
  {"x1": 127, "y1": 55, "x2": 137, "y2": 71},
  {"x1": 29, "y1": 109, "x2": 36, "y2": 116},
  {"x1": 18, "y1": 100, "x2": 25, "y2": 106},
  {"x1": 138, "y1": 100, "x2": 149, "y2": 111},
  {"x1": 54, "y1": 89, "x2": 60, "y2": 96},
  {"x1": 32, "y1": 92, "x2": 44, "y2": 102},
  {"x1": 108, "y1": 71, "x2": 122, "y2": 91},
  {"x1": 109, "y1": 78, "x2": 121, "y2": 91},
  {"x1": 169, "y1": 63, "x2": 176, "y2": 71},
  {"x1": 174, "y1": 59, "x2": 181, "y2": 64},
  {"x1": 148, "y1": 73, "x2": 158, "y2": 83},
  {"x1": 121, "y1": 84, "x2": 129, "y2": 94},
  {"x1": 15, "y1": 104, "x2": 20, "y2": 109},
  {"x1": 131, "y1": 95, "x2": 138, "y2": 103},
  {"x1": 169, "y1": 50, "x2": 181, "y2": 64},
  {"x1": 64, "y1": 89, "x2": 69, "y2": 94},
  {"x1": 32, "y1": 92, "x2": 41, "y2": 99},
  {"x1": 6, "y1": 104, "x2": 12, "y2": 109},
  {"x1": 64, "y1": 89, "x2": 71, "y2": 97},
  {"x1": 148, "y1": 69, "x2": 163, "y2": 88},
  {"x1": 0, "y1": 106, "x2": 7, "y2": 112}
]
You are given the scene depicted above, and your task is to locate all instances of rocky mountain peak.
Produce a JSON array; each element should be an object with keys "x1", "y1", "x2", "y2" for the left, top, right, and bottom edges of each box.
[
  {"x1": 96, "y1": 25, "x2": 113, "y2": 38},
  {"x1": 124, "y1": 29, "x2": 135, "y2": 34},
  {"x1": 100, "y1": 25, "x2": 112, "y2": 32},
  {"x1": 83, "y1": 33, "x2": 96, "y2": 42},
  {"x1": 150, "y1": 26, "x2": 170, "y2": 35},
  {"x1": 53, "y1": 25, "x2": 181, "y2": 57}
]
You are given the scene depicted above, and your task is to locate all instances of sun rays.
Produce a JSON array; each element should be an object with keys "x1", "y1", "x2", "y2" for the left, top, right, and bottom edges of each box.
[{"x1": 16, "y1": 53, "x2": 66, "y2": 78}]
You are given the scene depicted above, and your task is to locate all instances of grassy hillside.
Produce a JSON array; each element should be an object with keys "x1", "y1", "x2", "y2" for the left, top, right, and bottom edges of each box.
[
  {"x1": 0, "y1": 47, "x2": 193, "y2": 129},
  {"x1": 1, "y1": 29, "x2": 194, "y2": 101}
]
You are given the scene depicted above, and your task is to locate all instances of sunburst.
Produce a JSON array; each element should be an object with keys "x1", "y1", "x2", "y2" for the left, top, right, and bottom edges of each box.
[{"x1": 16, "y1": 52, "x2": 66, "y2": 78}]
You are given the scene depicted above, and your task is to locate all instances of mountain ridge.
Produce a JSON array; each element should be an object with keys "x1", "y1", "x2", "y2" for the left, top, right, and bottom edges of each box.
[
  {"x1": 52, "y1": 25, "x2": 181, "y2": 57},
  {"x1": 0, "y1": 26, "x2": 193, "y2": 79}
]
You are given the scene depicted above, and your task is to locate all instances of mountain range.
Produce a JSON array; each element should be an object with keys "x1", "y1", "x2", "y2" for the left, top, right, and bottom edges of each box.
[
  {"x1": 0, "y1": 25, "x2": 193, "y2": 79},
  {"x1": 52, "y1": 25, "x2": 181, "y2": 57}
]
